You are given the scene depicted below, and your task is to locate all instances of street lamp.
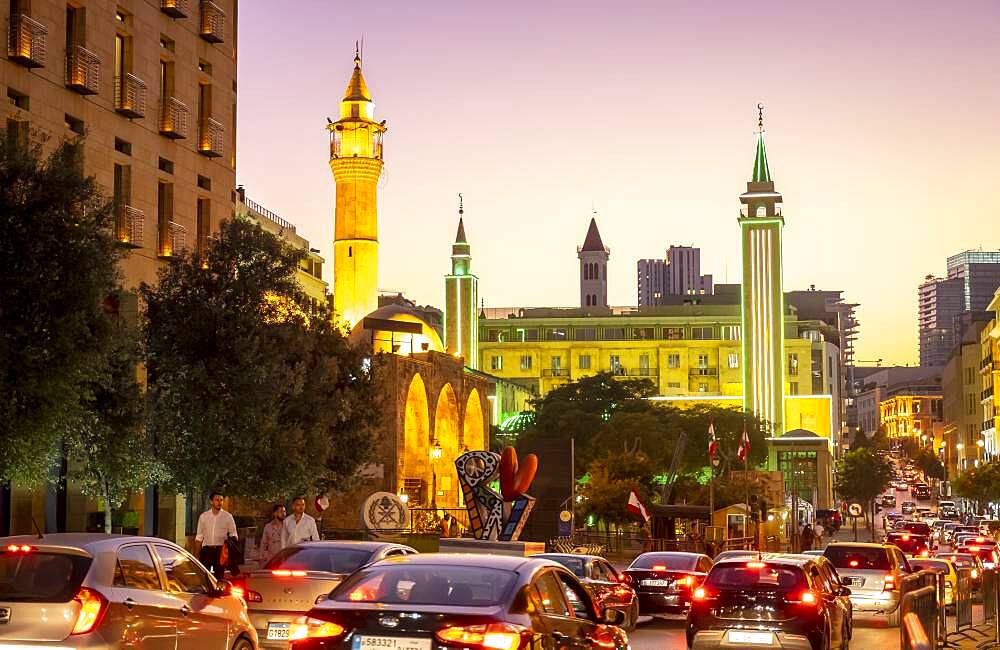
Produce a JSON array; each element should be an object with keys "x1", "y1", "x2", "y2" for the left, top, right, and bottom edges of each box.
[{"x1": 430, "y1": 440, "x2": 443, "y2": 509}]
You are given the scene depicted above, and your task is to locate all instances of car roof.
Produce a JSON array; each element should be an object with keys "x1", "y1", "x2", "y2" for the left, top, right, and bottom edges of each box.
[
  {"x1": 0, "y1": 533, "x2": 180, "y2": 555},
  {"x1": 634, "y1": 551, "x2": 706, "y2": 559},
  {"x1": 535, "y1": 553, "x2": 602, "y2": 562},
  {"x1": 826, "y1": 541, "x2": 895, "y2": 550},
  {"x1": 712, "y1": 553, "x2": 814, "y2": 568},
  {"x1": 367, "y1": 553, "x2": 541, "y2": 572},
  {"x1": 294, "y1": 540, "x2": 409, "y2": 551}
]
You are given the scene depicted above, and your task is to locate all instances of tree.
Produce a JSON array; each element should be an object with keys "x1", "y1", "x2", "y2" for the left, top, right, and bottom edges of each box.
[
  {"x1": 850, "y1": 426, "x2": 889, "y2": 452},
  {"x1": 64, "y1": 320, "x2": 166, "y2": 532},
  {"x1": 577, "y1": 450, "x2": 655, "y2": 529},
  {"x1": 952, "y1": 462, "x2": 1000, "y2": 513},
  {"x1": 0, "y1": 132, "x2": 121, "y2": 484},
  {"x1": 142, "y1": 219, "x2": 381, "y2": 499},
  {"x1": 834, "y1": 449, "x2": 894, "y2": 541}
]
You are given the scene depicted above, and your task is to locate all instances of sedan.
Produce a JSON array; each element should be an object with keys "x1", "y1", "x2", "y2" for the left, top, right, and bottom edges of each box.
[
  {"x1": 622, "y1": 551, "x2": 712, "y2": 615},
  {"x1": 881, "y1": 494, "x2": 897, "y2": 508},
  {"x1": 0, "y1": 532, "x2": 256, "y2": 649},
  {"x1": 288, "y1": 553, "x2": 630, "y2": 649},
  {"x1": 534, "y1": 553, "x2": 639, "y2": 630},
  {"x1": 910, "y1": 558, "x2": 958, "y2": 606},
  {"x1": 238, "y1": 541, "x2": 415, "y2": 647},
  {"x1": 901, "y1": 501, "x2": 916, "y2": 515}
]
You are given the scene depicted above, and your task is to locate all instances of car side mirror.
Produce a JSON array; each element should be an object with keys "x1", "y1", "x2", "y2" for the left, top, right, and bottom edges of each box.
[
  {"x1": 212, "y1": 579, "x2": 233, "y2": 598},
  {"x1": 602, "y1": 608, "x2": 626, "y2": 626},
  {"x1": 839, "y1": 586, "x2": 851, "y2": 596}
]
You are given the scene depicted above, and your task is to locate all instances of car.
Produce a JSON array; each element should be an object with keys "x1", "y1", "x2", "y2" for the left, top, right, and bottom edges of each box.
[
  {"x1": 885, "y1": 532, "x2": 931, "y2": 557},
  {"x1": 287, "y1": 553, "x2": 630, "y2": 650},
  {"x1": 910, "y1": 558, "x2": 958, "y2": 606},
  {"x1": 939, "y1": 501, "x2": 958, "y2": 519},
  {"x1": 912, "y1": 484, "x2": 930, "y2": 500},
  {"x1": 901, "y1": 501, "x2": 916, "y2": 515},
  {"x1": 881, "y1": 494, "x2": 897, "y2": 508},
  {"x1": 978, "y1": 520, "x2": 1000, "y2": 536},
  {"x1": 534, "y1": 553, "x2": 639, "y2": 630},
  {"x1": 823, "y1": 541, "x2": 913, "y2": 626},
  {"x1": 686, "y1": 553, "x2": 852, "y2": 650},
  {"x1": 935, "y1": 552, "x2": 985, "y2": 589},
  {"x1": 956, "y1": 544, "x2": 1000, "y2": 570},
  {"x1": 883, "y1": 512, "x2": 904, "y2": 531},
  {"x1": 711, "y1": 550, "x2": 757, "y2": 563},
  {"x1": 0, "y1": 533, "x2": 257, "y2": 649},
  {"x1": 952, "y1": 530, "x2": 988, "y2": 549},
  {"x1": 238, "y1": 541, "x2": 416, "y2": 647},
  {"x1": 622, "y1": 551, "x2": 712, "y2": 615},
  {"x1": 800, "y1": 550, "x2": 825, "y2": 557},
  {"x1": 895, "y1": 481, "x2": 909, "y2": 491},
  {"x1": 816, "y1": 509, "x2": 843, "y2": 533},
  {"x1": 897, "y1": 521, "x2": 933, "y2": 540}
]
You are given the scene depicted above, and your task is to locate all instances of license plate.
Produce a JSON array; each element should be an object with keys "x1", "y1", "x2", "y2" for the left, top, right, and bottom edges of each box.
[
  {"x1": 641, "y1": 579, "x2": 671, "y2": 587},
  {"x1": 266, "y1": 622, "x2": 291, "y2": 640},
  {"x1": 847, "y1": 576, "x2": 864, "y2": 587},
  {"x1": 352, "y1": 635, "x2": 432, "y2": 650},
  {"x1": 728, "y1": 631, "x2": 774, "y2": 644}
]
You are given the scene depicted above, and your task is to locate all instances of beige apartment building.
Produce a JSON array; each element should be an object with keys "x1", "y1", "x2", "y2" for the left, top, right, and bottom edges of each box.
[{"x1": 3, "y1": 0, "x2": 237, "y2": 538}]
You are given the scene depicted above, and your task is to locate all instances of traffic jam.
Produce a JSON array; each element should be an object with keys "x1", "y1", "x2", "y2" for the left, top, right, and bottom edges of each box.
[{"x1": 0, "y1": 456, "x2": 994, "y2": 649}]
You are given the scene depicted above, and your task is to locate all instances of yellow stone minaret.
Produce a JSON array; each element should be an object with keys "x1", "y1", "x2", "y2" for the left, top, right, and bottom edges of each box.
[{"x1": 328, "y1": 49, "x2": 386, "y2": 327}]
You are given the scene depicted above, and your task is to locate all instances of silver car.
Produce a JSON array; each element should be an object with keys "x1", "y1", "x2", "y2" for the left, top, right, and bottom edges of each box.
[
  {"x1": 240, "y1": 540, "x2": 415, "y2": 647},
  {"x1": 0, "y1": 532, "x2": 256, "y2": 648},
  {"x1": 823, "y1": 541, "x2": 912, "y2": 626}
]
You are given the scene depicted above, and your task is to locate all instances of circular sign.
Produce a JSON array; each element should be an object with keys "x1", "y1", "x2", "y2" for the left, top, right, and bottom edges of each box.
[
  {"x1": 314, "y1": 495, "x2": 330, "y2": 512},
  {"x1": 559, "y1": 510, "x2": 573, "y2": 523},
  {"x1": 360, "y1": 492, "x2": 410, "y2": 536},
  {"x1": 848, "y1": 503, "x2": 863, "y2": 517}
]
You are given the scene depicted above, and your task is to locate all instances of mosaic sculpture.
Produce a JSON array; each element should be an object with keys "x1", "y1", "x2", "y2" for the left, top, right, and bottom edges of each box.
[{"x1": 456, "y1": 447, "x2": 537, "y2": 541}]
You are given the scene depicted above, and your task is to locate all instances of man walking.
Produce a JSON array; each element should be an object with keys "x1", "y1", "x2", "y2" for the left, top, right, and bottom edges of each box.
[
  {"x1": 259, "y1": 503, "x2": 287, "y2": 566},
  {"x1": 284, "y1": 496, "x2": 320, "y2": 546},
  {"x1": 194, "y1": 491, "x2": 238, "y2": 581}
]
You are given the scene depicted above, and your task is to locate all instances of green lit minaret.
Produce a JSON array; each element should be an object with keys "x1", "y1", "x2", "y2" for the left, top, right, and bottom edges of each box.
[
  {"x1": 445, "y1": 194, "x2": 479, "y2": 368},
  {"x1": 739, "y1": 105, "x2": 785, "y2": 435}
]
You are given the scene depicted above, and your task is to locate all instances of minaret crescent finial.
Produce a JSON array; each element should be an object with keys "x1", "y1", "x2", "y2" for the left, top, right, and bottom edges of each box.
[
  {"x1": 458, "y1": 193, "x2": 463, "y2": 215},
  {"x1": 354, "y1": 41, "x2": 361, "y2": 67},
  {"x1": 757, "y1": 103, "x2": 764, "y2": 131}
]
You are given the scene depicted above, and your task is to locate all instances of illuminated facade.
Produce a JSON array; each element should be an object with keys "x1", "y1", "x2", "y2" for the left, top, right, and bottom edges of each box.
[
  {"x1": 329, "y1": 52, "x2": 386, "y2": 327},
  {"x1": 739, "y1": 125, "x2": 785, "y2": 435},
  {"x1": 879, "y1": 389, "x2": 944, "y2": 443},
  {"x1": 981, "y1": 289, "x2": 1000, "y2": 460},
  {"x1": 444, "y1": 201, "x2": 479, "y2": 368}
]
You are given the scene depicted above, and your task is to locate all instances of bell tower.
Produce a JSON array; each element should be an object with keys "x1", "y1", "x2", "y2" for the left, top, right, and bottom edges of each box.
[
  {"x1": 444, "y1": 195, "x2": 479, "y2": 367},
  {"x1": 329, "y1": 48, "x2": 386, "y2": 327}
]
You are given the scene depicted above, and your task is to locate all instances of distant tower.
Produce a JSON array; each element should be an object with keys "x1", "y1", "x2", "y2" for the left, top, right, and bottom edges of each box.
[
  {"x1": 328, "y1": 48, "x2": 387, "y2": 327},
  {"x1": 740, "y1": 105, "x2": 785, "y2": 434},
  {"x1": 445, "y1": 195, "x2": 479, "y2": 368},
  {"x1": 578, "y1": 216, "x2": 609, "y2": 308}
]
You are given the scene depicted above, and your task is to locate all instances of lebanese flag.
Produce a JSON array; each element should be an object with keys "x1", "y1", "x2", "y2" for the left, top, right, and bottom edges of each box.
[
  {"x1": 708, "y1": 419, "x2": 719, "y2": 462},
  {"x1": 738, "y1": 426, "x2": 751, "y2": 464},
  {"x1": 627, "y1": 490, "x2": 650, "y2": 523}
]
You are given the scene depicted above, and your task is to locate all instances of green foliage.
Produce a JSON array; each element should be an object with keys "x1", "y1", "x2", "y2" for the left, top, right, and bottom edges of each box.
[
  {"x1": 0, "y1": 131, "x2": 121, "y2": 484},
  {"x1": 142, "y1": 219, "x2": 381, "y2": 499},
  {"x1": 910, "y1": 447, "x2": 946, "y2": 481},
  {"x1": 834, "y1": 448, "x2": 894, "y2": 511},
  {"x1": 850, "y1": 426, "x2": 889, "y2": 452},
  {"x1": 952, "y1": 462, "x2": 1000, "y2": 510},
  {"x1": 577, "y1": 451, "x2": 655, "y2": 528}
]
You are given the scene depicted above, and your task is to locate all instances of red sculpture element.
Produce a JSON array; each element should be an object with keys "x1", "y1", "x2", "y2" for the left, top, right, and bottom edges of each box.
[{"x1": 499, "y1": 447, "x2": 538, "y2": 501}]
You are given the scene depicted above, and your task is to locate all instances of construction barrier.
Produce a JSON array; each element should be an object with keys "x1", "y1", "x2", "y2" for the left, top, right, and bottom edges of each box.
[
  {"x1": 984, "y1": 567, "x2": 997, "y2": 623},
  {"x1": 900, "y1": 584, "x2": 938, "y2": 650},
  {"x1": 954, "y1": 567, "x2": 975, "y2": 633},
  {"x1": 901, "y1": 612, "x2": 933, "y2": 650}
]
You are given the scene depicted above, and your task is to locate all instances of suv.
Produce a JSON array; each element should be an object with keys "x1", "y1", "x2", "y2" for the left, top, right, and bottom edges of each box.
[
  {"x1": 885, "y1": 532, "x2": 930, "y2": 557},
  {"x1": 912, "y1": 484, "x2": 930, "y2": 499},
  {"x1": 939, "y1": 501, "x2": 959, "y2": 520},
  {"x1": 823, "y1": 542, "x2": 912, "y2": 626},
  {"x1": 686, "y1": 554, "x2": 852, "y2": 650},
  {"x1": 816, "y1": 509, "x2": 843, "y2": 533}
]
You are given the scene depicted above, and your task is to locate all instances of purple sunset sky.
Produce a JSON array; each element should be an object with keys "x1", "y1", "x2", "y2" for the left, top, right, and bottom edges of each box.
[{"x1": 235, "y1": 0, "x2": 1000, "y2": 365}]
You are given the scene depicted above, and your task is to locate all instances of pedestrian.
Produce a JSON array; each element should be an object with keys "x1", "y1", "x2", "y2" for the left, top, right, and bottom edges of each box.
[
  {"x1": 284, "y1": 496, "x2": 320, "y2": 546},
  {"x1": 194, "y1": 491, "x2": 238, "y2": 582},
  {"x1": 800, "y1": 522, "x2": 815, "y2": 552},
  {"x1": 259, "y1": 503, "x2": 286, "y2": 566},
  {"x1": 814, "y1": 521, "x2": 826, "y2": 548}
]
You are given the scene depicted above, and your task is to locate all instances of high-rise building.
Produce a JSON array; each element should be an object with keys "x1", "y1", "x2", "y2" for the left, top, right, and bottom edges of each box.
[
  {"x1": 637, "y1": 258, "x2": 667, "y2": 306},
  {"x1": 947, "y1": 251, "x2": 1000, "y2": 312},
  {"x1": 578, "y1": 217, "x2": 608, "y2": 308},
  {"x1": 444, "y1": 198, "x2": 478, "y2": 368},
  {"x1": 329, "y1": 50, "x2": 386, "y2": 328},
  {"x1": 637, "y1": 246, "x2": 713, "y2": 306}
]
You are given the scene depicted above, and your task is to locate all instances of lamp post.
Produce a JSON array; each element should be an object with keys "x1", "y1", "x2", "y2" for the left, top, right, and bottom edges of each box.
[{"x1": 430, "y1": 440, "x2": 443, "y2": 510}]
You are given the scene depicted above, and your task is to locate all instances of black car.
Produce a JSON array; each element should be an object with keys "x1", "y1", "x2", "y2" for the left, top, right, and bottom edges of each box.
[
  {"x1": 881, "y1": 494, "x2": 897, "y2": 508},
  {"x1": 288, "y1": 553, "x2": 630, "y2": 650},
  {"x1": 622, "y1": 551, "x2": 712, "y2": 614},
  {"x1": 686, "y1": 554, "x2": 852, "y2": 650},
  {"x1": 815, "y1": 509, "x2": 843, "y2": 533},
  {"x1": 534, "y1": 553, "x2": 639, "y2": 630}
]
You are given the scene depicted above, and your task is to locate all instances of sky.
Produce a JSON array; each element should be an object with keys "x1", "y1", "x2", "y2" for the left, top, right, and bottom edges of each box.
[{"x1": 235, "y1": 0, "x2": 1000, "y2": 366}]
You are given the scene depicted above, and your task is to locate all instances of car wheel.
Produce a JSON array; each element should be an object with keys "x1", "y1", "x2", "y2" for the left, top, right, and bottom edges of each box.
[{"x1": 232, "y1": 636, "x2": 254, "y2": 650}]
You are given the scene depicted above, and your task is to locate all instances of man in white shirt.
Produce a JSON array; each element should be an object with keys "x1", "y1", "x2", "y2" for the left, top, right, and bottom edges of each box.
[
  {"x1": 284, "y1": 496, "x2": 320, "y2": 546},
  {"x1": 194, "y1": 491, "x2": 238, "y2": 580}
]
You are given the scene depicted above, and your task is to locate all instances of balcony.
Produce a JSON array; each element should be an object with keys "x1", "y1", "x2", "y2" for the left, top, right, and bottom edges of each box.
[
  {"x1": 116, "y1": 205, "x2": 144, "y2": 248},
  {"x1": 984, "y1": 387, "x2": 995, "y2": 402},
  {"x1": 8, "y1": 13, "x2": 47, "y2": 68},
  {"x1": 159, "y1": 97, "x2": 189, "y2": 139},
  {"x1": 690, "y1": 367, "x2": 719, "y2": 376},
  {"x1": 199, "y1": 1, "x2": 225, "y2": 43},
  {"x1": 65, "y1": 45, "x2": 100, "y2": 95},
  {"x1": 541, "y1": 369, "x2": 569, "y2": 378},
  {"x1": 198, "y1": 117, "x2": 224, "y2": 157},
  {"x1": 160, "y1": 0, "x2": 190, "y2": 18},
  {"x1": 159, "y1": 221, "x2": 187, "y2": 258},
  {"x1": 115, "y1": 74, "x2": 147, "y2": 118}
]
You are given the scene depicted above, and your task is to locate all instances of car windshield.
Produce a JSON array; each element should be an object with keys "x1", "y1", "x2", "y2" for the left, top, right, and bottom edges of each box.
[
  {"x1": 705, "y1": 564, "x2": 807, "y2": 591},
  {"x1": 0, "y1": 550, "x2": 92, "y2": 602},
  {"x1": 939, "y1": 555, "x2": 978, "y2": 568},
  {"x1": 824, "y1": 546, "x2": 891, "y2": 571},
  {"x1": 265, "y1": 546, "x2": 373, "y2": 574},
  {"x1": 910, "y1": 560, "x2": 948, "y2": 573},
  {"x1": 332, "y1": 565, "x2": 516, "y2": 606},
  {"x1": 545, "y1": 556, "x2": 586, "y2": 578},
  {"x1": 888, "y1": 535, "x2": 927, "y2": 551},
  {"x1": 631, "y1": 554, "x2": 698, "y2": 571},
  {"x1": 901, "y1": 523, "x2": 931, "y2": 535}
]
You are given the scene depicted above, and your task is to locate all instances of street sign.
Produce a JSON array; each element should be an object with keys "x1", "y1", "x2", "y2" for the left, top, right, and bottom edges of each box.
[{"x1": 848, "y1": 503, "x2": 863, "y2": 517}]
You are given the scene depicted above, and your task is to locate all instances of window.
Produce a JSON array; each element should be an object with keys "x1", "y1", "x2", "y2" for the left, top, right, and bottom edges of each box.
[
  {"x1": 788, "y1": 353, "x2": 799, "y2": 376},
  {"x1": 113, "y1": 162, "x2": 131, "y2": 215},
  {"x1": 159, "y1": 34, "x2": 175, "y2": 51},
  {"x1": 639, "y1": 354, "x2": 650, "y2": 374},
  {"x1": 198, "y1": 82, "x2": 213, "y2": 123},
  {"x1": 197, "y1": 198, "x2": 211, "y2": 258},
  {"x1": 667, "y1": 353, "x2": 680, "y2": 368},
  {"x1": 728, "y1": 352, "x2": 739, "y2": 369},
  {"x1": 551, "y1": 356, "x2": 561, "y2": 371},
  {"x1": 967, "y1": 394, "x2": 976, "y2": 416},
  {"x1": 698, "y1": 383, "x2": 708, "y2": 392},
  {"x1": 519, "y1": 355, "x2": 532, "y2": 371},
  {"x1": 153, "y1": 545, "x2": 212, "y2": 594},
  {"x1": 663, "y1": 327, "x2": 684, "y2": 340},
  {"x1": 198, "y1": 59, "x2": 213, "y2": 74},
  {"x1": 543, "y1": 328, "x2": 567, "y2": 341},
  {"x1": 603, "y1": 327, "x2": 625, "y2": 341},
  {"x1": 516, "y1": 328, "x2": 538, "y2": 342},
  {"x1": 160, "y1": 59, "x2": 175, "y2": 98},
  {"x1": 65, "y1": 5, "x2": 85, "y2": 51},
  {"x1": 913, "y1": 400, "x2": 921, "y2": 414},
  {"x1": 490, "y1": 356, "x2": 502, "y2": 371},
  {"x1": 114, "y1": 137, "x2": 131, "y2": 155},
  {"x1": 158, "y1": 157, "x2": 173, "y2": 174},
  {"x1": 64, "y1": 113, "x2": 84, "y2": 135},
  {"x1": 555, "y1": 572, "x2": 592, "y2": 620},
  {"x1": 578, "y1": 355, "x2": 591, "y2": 370},
  {"x1": 115, "y1": 10, "x2": 128, "y2": 24},
  {"x1": 197, "y1": 174, "x2": 211, "y2": 190},
  {"x1": 667, "y1": 382, "x2": 681, "y2": 389},
  {"x1": 721, "y1": 325, "x2": 741, "y2": 340},
  {"x1": 609, "y1": 355, "x2": 622, "y2": 374},
  {"x1": 697, "y1": 354, "x2": 709, "y2": 369},
  {"x1": 789, "y1": 382, "x2": 799, "y2": 395},
  {"x1": 7, "y1": 87, "x2": 28, "y2": 110},
  {"x1": 574, "y1": 328, "x2": 596, "y2": 341},
  {"x1": 114, "y1": 545, "x2": 162, "y2": 590},
  {"x1": 632, "y1": 327, "x2": 654, "y2": 340},
  {"x1": 484, "y1": 328, "x2": 506, "y2": 343},
  {"x1": 691, "y1": 326, "x2": 715, "y2": 340},
  {"x1": 157, "y1": 181, "x2": 174, "y2": 254}
]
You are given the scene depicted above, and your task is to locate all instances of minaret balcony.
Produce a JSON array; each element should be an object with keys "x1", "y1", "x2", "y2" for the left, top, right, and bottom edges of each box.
[
  {"x1": 65, "y1": 45, "x2": 100, "y2": 95},
  {"x1": 116, "y1": 204, "x2": 144, "y2": 248},
  {"x1": 198, "y1": 117, "x2": 224, "y2": 157},
  {"x1": 159, "y1": 97, "x2": 189, "y2": 139},
  {"x1": 7, "y1": 13, "x2": 47, "y2": 69},
  {"x1": 115, "y1": 73, "x2": 147, "y2": 119},
  {"x1": 160, "y1": 0, "x2": 190, "y2": 18},
  {"x1": 159, "y1": 221, "x2": 187, "y2": 258},
  {"x1": 199, "y1": 1, "x2": 225, "y2": 43}
]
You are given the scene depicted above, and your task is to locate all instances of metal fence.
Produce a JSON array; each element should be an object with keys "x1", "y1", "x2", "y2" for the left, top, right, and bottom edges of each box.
[
  {"x1": 902, "y1": 612, "x2": 933, "y2": 650},
  {"x1": 899, "y1": 570, "x2": 940, "y2": 650}
]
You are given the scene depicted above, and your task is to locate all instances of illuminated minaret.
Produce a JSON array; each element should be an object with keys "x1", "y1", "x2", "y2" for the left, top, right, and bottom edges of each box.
[
  {"x1": 739, "y1": 105, "x2": 785, "y2": 434},
  {"x1": 328, "y1": 48, "x2": 386, "y2": 327},
  {"x1": 444, "y1": 195, "x2": 479, "y2": 368}
]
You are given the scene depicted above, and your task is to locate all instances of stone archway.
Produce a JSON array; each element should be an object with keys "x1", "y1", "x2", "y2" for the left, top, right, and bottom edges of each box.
[
  {"x1": 463, "y1": 388, "x2": 486, "y2": 453},
  {"x1": 402, "y1": 373, "x2": 431, "y2": 506},
  {"x1": 433, "y1": 383, "x2": 461, "y2": 508}
]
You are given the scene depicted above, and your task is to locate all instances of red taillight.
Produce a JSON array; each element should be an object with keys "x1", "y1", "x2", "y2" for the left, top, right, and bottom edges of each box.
[
  {"x1": 651, "y1": 564, "x2": 667, "y2": 571},
  {"x1": 71, "y1": 588, "x2": 108, "y2": 635},
  {"x1": 245, "y1": 589, "x2": 263, "y2": 603},
  {"x1": 799, "y1": 591, "x2": 817, "y2": 605},
  {"x1": 272, "y1": 569, "x2": 307, "y2": 577},
  {"x1": 4, "y1": 544, "x2": 33, "y2": 553},
  {"x1": 976, "y1": 537, "x2": 986, "y2": 543},
  {"x1": 883, "y1": 575, "x2": 896, "y2": 591},
  {"x1": 693, "y1": 587, "x2": 714, "y2": 601},
  {"x1": 849, "y1": 560, "x2": 859, "y2": 567},
  {"x1": 620, "y1": 573, "x2": 632, "y2": 585},
  {"x1": 920, "y1": 550, "x2": 930, "y2": 558},
  {"x1": 902, "y1": 534, "x2": 910, "y2": 541},
  {"x1": 747, "y1": 561, "x2": 766, "y2": 569},
  {"x1": 676, "y1": 575, "x2": 694, "y2": 588},
  {"x1": 436, "y1": 623, "x2": 528, "y2": 649},
  {"x1": 288, "y1": 617, "x2": 346, "y2": 641}
]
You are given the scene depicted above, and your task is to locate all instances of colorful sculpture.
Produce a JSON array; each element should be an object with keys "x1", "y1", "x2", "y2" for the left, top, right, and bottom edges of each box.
[{"x1": 455, "y1": 447, "x2": 537, "y2": 541}]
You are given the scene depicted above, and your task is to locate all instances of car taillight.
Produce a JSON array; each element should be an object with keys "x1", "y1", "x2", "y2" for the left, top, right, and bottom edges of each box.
[
  {"x1": 620, "y1": 573, "x2": 632, "y2": 585},
  {"x1": 920, "y1": 550, "x2": 930, "y2": 558},
  {"x1": 245, "y1": 589, "x2": 263, "y2": 603},
  {"x1": 747, "y1": 561, "x2": 766, "y2": 569},
  {"x1": 693, "y1": 587, "x2": 714, "y2": 601},
  {"x1": 4, "y1": 544, "x2": 33, "y2": 553},
  {"x1": 289, "y1": 617, "x2": 346, "y2": 641},
  {"x1": 272, "y1": 569, "x2": 307, "y2": 577},
  {"x1": 799, "y1": 591, "x2": 818, "y2": 605},
  {"x1": 71, "y1": 588, "x2": 108, "y2": 635},
  {"x1": 651, "y1": 565, "x2": 667, "y2": 571},
  {"x1": 883, "y1": 575, "x2": 896, "y2": 591},
  {"x1": 435, "y1": 623, "x2": 528, "y2": 649},
  {"x1": 849, "y1": 560, "x2": 859, "y2": 567}
]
